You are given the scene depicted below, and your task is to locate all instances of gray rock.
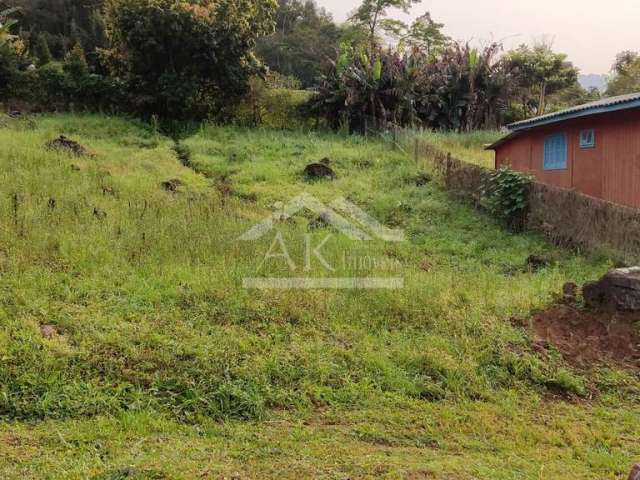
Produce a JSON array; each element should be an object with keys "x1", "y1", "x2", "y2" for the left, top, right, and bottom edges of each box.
[
  {"x1": 628, "y1": 464, "x2": 640, "y2": 480},
  {"x1": 583, "y1": 267, "x2": 640, "y2": 311}
]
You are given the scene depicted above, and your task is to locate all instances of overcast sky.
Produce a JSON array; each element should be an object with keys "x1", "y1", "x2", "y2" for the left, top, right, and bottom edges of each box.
[{"x1": 316, "y1": 0, "x2": 640, "y2": 74}]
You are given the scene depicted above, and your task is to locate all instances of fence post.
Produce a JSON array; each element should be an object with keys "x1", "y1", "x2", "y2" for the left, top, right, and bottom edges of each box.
[{"x1": 392, "y1": 124, "x2": 398, "y2": 150}]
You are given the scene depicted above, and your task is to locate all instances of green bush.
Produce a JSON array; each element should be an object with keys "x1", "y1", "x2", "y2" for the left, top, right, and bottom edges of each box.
[
  {"x1": 0, "y1": 42, "x2": 19, "y2": 99},
  {"x1": 9, "y1": 62, "x2": 126, "y2": 113},
  {"x1": 480, "y1": 167, "x2": 531, "y2": 230},
  {"x1": 34, "y1": 33, "x2": 53, "y2": 66},
  {"x1": 230, "y1": 78, "x2": 314, "y2": 129}
]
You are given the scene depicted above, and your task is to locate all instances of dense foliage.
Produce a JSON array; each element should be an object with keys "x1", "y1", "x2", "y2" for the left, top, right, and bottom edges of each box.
[
  {"x1": 8, "y1": 0, "x2": 108, "y2": 65},
  {"x1": 0, "y1": 0, "x2": 632, "y2": 130},
  {"x1": 256, "y1": 0, "x2": 341, "y2": 88},
  {"x1": 308, "y1": 42, "x2": 511, "y2": 133},
  {"x1": 505, "y1": 44, "x2": 579, "y2": 118},
  {"x1": 102, "y1": 0, "x2": 277, "y2": 119},
  {"x1": 0, "y1": 0, "x2": 278, "y2": 120},
  {"x1": 606, "y1": 51, "x2": 640, "y2": 96}
]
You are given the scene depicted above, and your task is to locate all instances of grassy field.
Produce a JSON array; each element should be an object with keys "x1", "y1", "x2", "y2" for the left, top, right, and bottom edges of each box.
[
  {"x1": 408, "y1": 129, "x2": 504, "y2": 168},
  {"x1": 0, "y1": 114, "x2": 637, "y2": 479}
]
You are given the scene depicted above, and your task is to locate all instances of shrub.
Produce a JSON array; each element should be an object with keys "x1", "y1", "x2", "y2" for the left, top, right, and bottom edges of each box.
[
  {"x1": 32, "y1": 63, "x2": 68, "y2": 109},
  {"x1": 230, "y1": 78, "x2": 313, "y2": 129},
  {"x1": 480, "y1": 167, "x2": 531, "y2": 230},
  {"x1": 63, "y1": 43, "x2": 89, "y2": 81},
  {"x1": 8, "y1": 62, "x2": 126, "y2": 113},
  {"x1": 34, "y1": 33, "x2": 53, "y2": 66}
]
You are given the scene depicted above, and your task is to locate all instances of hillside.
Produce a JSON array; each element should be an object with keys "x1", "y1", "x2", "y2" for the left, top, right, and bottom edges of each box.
[
  {"x1": 0, "y1": 114, "x2": 637, "y2": 479},
  {"x1": 579, "y1": 74, "x2": 609, "y2": 91}
]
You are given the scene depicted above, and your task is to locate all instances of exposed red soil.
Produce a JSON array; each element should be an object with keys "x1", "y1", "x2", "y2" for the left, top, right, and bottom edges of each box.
[{"x1": 529, "y1": 305, "x2": 640, "y2": 370}]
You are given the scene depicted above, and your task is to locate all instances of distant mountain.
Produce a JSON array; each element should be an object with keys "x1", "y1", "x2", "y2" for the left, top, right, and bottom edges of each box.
[{"x1": 579, "y1": 74, "x2": 608, "y2": 92}]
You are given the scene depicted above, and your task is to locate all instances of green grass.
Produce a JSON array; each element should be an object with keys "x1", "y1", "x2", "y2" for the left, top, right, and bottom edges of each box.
[
  {"x1": 408, "y1": 129, "x2": 504, "y2": 168},
  {"x1": 0, "y1": 114, "x2": 637, "y2": 479}
]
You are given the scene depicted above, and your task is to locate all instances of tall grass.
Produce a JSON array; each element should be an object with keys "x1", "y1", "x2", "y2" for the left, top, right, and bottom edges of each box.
[
  {"x1": 0, "y1": 114, "x2": 635, "y2": 480},
  {"x1": 406, "y1": 129, "x2": 504, "y2": 168}
]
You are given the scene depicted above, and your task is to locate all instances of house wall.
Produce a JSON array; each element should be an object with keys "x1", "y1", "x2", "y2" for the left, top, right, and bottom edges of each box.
[{"x1": 495, "y1": 109, "x2": 640, "y2": 208}]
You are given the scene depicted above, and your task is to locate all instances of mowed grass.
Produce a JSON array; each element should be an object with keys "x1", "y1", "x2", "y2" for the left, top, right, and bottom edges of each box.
[{"x1": 0, "y1": 114, "x2": 637, "y2": 479}]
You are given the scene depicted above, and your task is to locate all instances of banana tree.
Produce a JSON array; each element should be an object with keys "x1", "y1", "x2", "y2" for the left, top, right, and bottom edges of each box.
[{"x1": 0, "y1": 7, "x2": 20, "y2": 46}]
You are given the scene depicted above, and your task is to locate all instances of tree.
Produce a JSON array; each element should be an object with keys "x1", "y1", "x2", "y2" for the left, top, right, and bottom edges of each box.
[
  {"x1": 546, "y1": 84, "x2": 600, "y2": 112},
  {"x1": 102, "y1": 0, "x2": 277, "y2": 119},
  {"x1": 349, "y1": 0, "x2": 421, "y2": 49},
  {"x1": 0, "y1": 42, "x2": 19, "y2": 99},
  {"x1": 256, "y1": 0, "x2": 341, "y2": 88},
  {"x1": 34, "y1": 33, "x2": 52, "y2": 65},
  {"x1": 0, "y1": 7, "x2": 23, "y2": 100},
  {"x1": 7, "y1": 0, "x2": 99, "y2": 57},
  {"x1": 506, "y1": 44, "x2": 578, "y2": 116},
  {"x1": 309, "y1": 41, "x2": 511, "y2": 132},
  {"x1": 63, "y1": 42, "x2": 88, "y2": 80},
  {"x1": 0, "y1": 7, "x2": 20, "y2": 46},
  {"x1": 606, "y1": 51, "x2": 640, "y2": 96},
  {"x1": 414, "y1": 42, "x2": 510, "y2": 131},
  {"x1": 402, "y1": 12, "x2": 449, "y2": 59}
]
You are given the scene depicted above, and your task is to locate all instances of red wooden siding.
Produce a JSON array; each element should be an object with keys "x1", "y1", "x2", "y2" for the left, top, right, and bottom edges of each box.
[{"x1": 495, "y1": 109, "x2": 640, "y2": 208}]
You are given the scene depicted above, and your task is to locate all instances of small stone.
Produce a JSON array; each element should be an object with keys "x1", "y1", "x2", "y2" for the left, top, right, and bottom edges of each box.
[
  {"x1": 628, "y1": 464, "x2": 640, "y2": 480},
  {"x1": 40, "y1": 324, "x2": 57, "y2": 338}
]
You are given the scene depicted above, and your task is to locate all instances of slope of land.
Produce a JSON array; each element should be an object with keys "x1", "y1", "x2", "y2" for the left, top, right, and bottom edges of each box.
[
  {"x1": 0, "y1": 114, "x2": 637, "y2": 479},
  {"x1": 407, "y1": 129, "x2": 503, "y2": 169}
]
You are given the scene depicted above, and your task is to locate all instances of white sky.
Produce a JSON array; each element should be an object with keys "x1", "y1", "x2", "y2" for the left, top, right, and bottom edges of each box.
[{"x1": 316, "y1": 0, "x2": 640, "y2": 74}]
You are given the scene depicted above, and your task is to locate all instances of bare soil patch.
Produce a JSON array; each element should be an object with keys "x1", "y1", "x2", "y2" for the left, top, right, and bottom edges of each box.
[{"x1": 529, "y1": 305, "x2": 640, "y2": 370}]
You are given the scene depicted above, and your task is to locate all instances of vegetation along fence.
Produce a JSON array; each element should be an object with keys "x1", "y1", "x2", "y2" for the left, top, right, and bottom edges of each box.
[{"x1": 412, "y1": 137, "x2": 640, "y2": 262}]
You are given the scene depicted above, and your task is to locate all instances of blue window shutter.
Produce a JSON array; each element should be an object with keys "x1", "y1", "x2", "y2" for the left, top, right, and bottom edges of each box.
[{"x1": 544, "y1": 133, "x2": 567, "y2": 170}]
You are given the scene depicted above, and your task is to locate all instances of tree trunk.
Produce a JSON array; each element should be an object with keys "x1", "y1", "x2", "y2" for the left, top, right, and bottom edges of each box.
[{"x1": 538, "y1": 80, "x2": 547, "y2": 116}]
